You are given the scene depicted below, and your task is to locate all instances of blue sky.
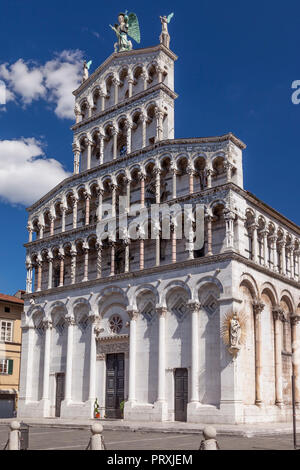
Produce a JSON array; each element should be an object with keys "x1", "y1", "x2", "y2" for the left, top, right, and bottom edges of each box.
[{"x1": 0, "y1": 0, "x2": 299, "y2": 295}]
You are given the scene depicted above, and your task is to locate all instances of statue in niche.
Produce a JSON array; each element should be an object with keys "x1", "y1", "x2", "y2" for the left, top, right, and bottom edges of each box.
[
  {"x1": 221, "y1": 311, "x2": 246, "y2": 359},
  {"x1": 230, "y1": 313, "x2": 241, "y2": 348}
]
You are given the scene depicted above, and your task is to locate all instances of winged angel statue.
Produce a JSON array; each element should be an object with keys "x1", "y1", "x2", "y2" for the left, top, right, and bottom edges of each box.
[
  {"x1": 160, "y1": 12, "x2": 174, "y2": 48},
  {"x1": 110, "y1": 12, "x2": 140, "y2": 52}
]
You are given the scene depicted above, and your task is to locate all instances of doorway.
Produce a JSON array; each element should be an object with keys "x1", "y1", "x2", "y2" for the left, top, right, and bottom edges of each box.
[
  {"x1": 105, "y1": 353, "x2": 125, "y2": 419},
  {"x1": 55, "y1": 373, "x2": 65, "y2": 417},
  {"x1": 174, "y1": 368, "x2": 188, "y2": 422}
]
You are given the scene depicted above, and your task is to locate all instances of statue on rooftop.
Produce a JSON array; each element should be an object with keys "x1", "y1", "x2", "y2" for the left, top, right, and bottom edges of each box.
[
  {"x1": 110, "y1": 11, "x2": 141, "y2": 53},
  {"x1": 82, "y1": 60, "x2": 92, "y2": 83},
  {"x1": 159, "y1": 12, "x2": 174, "y2": 48}
]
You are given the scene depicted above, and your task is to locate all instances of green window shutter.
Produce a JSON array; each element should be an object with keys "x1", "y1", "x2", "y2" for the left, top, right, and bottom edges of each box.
[{"x1": 8, "y1": 359, "x2": 13, "y2": 375}]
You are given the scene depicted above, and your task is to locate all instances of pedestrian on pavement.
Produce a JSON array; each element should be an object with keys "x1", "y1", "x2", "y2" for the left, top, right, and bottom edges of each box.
[{"x1": 199, "y1": 426, "x2": 220, "y2": 450}]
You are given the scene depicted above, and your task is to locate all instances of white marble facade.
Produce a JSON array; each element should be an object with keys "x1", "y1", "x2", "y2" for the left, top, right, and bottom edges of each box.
[{"x1": 18, "y1": 43, "x2": 300, "y2": 424}]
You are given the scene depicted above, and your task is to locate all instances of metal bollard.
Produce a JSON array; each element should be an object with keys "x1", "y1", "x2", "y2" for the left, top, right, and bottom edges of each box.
[
  {"x1": 199, "y1": 426, "x2": 220, "y2": 450},
  {"x1": 8, "y1": 421, "x2": 21, "y2": 450},
  {"x1": 87, "y1": 423, "x2": 105, "y2": 450}
]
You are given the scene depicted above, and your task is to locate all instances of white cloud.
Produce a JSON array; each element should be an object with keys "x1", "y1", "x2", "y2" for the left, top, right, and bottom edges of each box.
[
  {"x1": 0, "y1": 138, "x2": 71, "y2": 206},
  {"x1": 0, "y1": 50, "x2": 83, "y2": 119},
  {"x1": 43, "y1": 50, "x2": 83, "y2": 119}
]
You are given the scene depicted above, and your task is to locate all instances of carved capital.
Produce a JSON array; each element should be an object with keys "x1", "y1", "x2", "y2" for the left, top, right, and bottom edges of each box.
[
  {"x1": 291, "y1": 315, "x2": 300, "y2": 326},
  {"x1": 253, "y1": 300, "x2": 265, "y2": 315},
  {"x1": 156, "y1": 306, "x2": 167, "y2": 317},
  {"x1": 127, "y1": 309, "x2": 139, "y2": 321},
  {"x1": 43, "y1": 319, "x2": 52, "y2": 330},
  {"x1": 187, "y1": 300, "x2": 201, "y2": 314},
  {"x1": 272, "y1": 306, "x2": 285, "y2": 322}
]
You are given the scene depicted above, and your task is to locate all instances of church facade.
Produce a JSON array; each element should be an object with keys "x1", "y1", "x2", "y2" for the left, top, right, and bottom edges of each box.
[{"x1": 18, "y1": 32, "x2": 300, "y2": 424}]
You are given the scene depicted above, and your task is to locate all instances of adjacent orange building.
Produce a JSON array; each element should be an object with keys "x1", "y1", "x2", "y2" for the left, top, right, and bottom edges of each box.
[{"x1": 0, "y1": 292, "x2": 24, "y2": 417}]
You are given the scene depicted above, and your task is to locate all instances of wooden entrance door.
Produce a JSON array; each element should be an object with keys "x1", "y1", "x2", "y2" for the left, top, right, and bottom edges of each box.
[
  {"x1": 55, "y1": 373, "x2": 65, "y2": 417},
  {"x1": 174, "y1": 368, "x2": 188, "y2": 422},
  {"x1": 105, "y1": 353, "x2": 125, "y2": 419}
]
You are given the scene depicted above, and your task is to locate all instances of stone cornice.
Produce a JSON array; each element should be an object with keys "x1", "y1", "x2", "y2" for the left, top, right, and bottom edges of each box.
[
  {"x1": 22, "y1": 250, "x2": 299, "y2": 304},
  {"x1": 73, "y1": 44, "x2": 178, "y2": 97},
  {"x1": 26, "y1": 134, "x2": 245, "y2": 212},
  {"x1": 72, "y1": 83, "x2": 178, "y2": 132}
]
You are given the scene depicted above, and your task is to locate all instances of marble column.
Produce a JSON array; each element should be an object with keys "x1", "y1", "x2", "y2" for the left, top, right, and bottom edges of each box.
[
  {"x1": 95, "y1": 188, "x2": 103, "y2": 221},
  {"x1": 111, "y1": 184, "x2": 117, "y2": 217},
  {"x1": 139, "y1": 174, "x2": 146, "y2": 208},
  {"x1": 279, "y1": 239, "x2": 286, "y2": 275},
  {"x1": 188, "y1": 229, "x2": 194, "y2": 260},
  {"x1": 224, "y1": 210, "x2": 235, "y2": 250},
  {"x1": 47, "y1": 253, "x2": 53, "y2": 290},
  {"x1": 188, "y1": 167, "x2": 194, "y2": 194},
  {"x1": 73, "y1": 149, "x2": 80, "y2": 175},
  {"x1": 253, "y1": 301, "x2": 265, "y2": 406},
  {"x1": 249, "y1": 224, "x2": 258, "y2": 263},
  {"x1": 85, "y1": 193, "x2": 91, "y2": 226},
  {"x1": 42, "y1": 319, "x2": 52, "y2": 402},
  {"x1": 206, "y1": 215, "x2": 213, "y2": 256},
  {"x1": 140, "y1": 114, "x2": 147, "y2": 148},
  {"x1": 128, "y1": 76, "x2": 134, "y2": 98},
  {"x1": 72, "y1": 197, "x2": 78, "y2": 229},
  {"x1": 139, "y1": 238, "x2": 144, "y2": 270},
  {"x1": 112, "y1": 128, "x2": 118, "y2": 160},
  {"x1": 125, "y1": 178, "x2": 131, "y2": 213},
  {"x1": 295, "y1": 250, "x2": 300, "y2": 281},
  {"x1": 36, "y1": 260, "x2": 42, "y2": 292},
  {"x1": 225, "y1": 161, "x2": 232, "y2": 183},
  {"x1": 141, "y1": 70, "x2": 148, "y2": 90},
  {"x1": 59, "y1": 255, "x2": 64, "y2": 287},
  {"x1": 27, "y1": 226, "x2": 33, "y2": 243},
  {"x1": 88, "y1": 314, "x2": 98, "y2": 402},
  {"x1": 155, "y1": 108, "x2": 164, "y2": 141},
  {"x1": 64, "y1": 315, "x2": 75, "y2": 403},
  {"x1": 26, "y1": 263, "x2": 33, "y2": 294},
  {"x1": 113, "y1": 78, "x2": 120, "y2": 105},
  {"x1": 86, "y1": 140, "x2": 92, "y2": 170},
  {"x1": 96, "y1": 243, "x2": 102, "y2": 279},
  {"x1": 269, "y1": 235, "x2": 277, "y2": 271},
  {"x1": 38, "y1": 223, "x2": 44, "y2": 240},
  {"x1": 156, "y1": 233, "x2": 160, "y2": 267},
  {"x1": 124, "y1": 240, "x2": 130, "y2": 273},
  {"x1": 83, "y1": 245, "x2": 89, "y2": 282},
  {"x1": 188, "y1": 301, "x2": 200, "y2": 403},
  {"x1": 70, "y1": 249, "x2": 77, "y2": 285},
  {"x1": 273, "y1": 306, "x2": 284, "y2": 407},
  {"x1": 61, "y1": 206, "x2": 67, "y2": 233},
  {"x1": 290, "y1": 244, "x2": 295, "y2": 279},
  {"x1": 110, "y1": 242, "x2": 115, "y2": 276},
  {"x1": 155, "y1": 168, "x2": 161, "y2": 204},
  {"x1": 99, "y1": 135, "x2": 104, "y2": 165},
  {"x1": 156, "y1": 307, "x2": 167, "y2": 402},
  {"x1": 100, "y1": 91, "x2": 106, "y2": 111},
  {"x1": 291, "y1": 314, "x2": 300, "y2": 407},
  {"x1": 127, "y1": 309, "x2": 138, "y2": 402},
  {"x1": 171, "y1": 167, "x2": 177, "y2": 199},
  {"x1": 206, "y1": 169, "x2": 213, "y2": 189},
  {"x1": 125, "y1": 121, "x2": 132, "y2": 154},
  {"x1": 171, "y1": 224, "x2": 176, "y2": 263},
  {"x1": 49, "y1": 216, "x2": 55, "y2": 237},
  {"x1": 261, "y1": 230, "x2": 269, "y2": 267}
]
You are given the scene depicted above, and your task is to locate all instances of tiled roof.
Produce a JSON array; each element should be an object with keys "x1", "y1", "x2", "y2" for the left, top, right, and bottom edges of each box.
[{"x1": 0, "y1": 293, "x2": 24, "y2": 305}]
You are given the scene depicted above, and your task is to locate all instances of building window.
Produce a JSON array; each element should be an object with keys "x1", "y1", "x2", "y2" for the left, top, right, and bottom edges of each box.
[
  {"x1": 0, "y1": 359, "x2": 13, "y2": 375},
  {"x1": 4, "y1": 307, "x2": 10, "y2": 313},
  {"x1": 109, "y1": 315, "x2": 123, "y2": 334},
  {"x1": 0, "y1": 320, "x2": 13, "y2": 342}
]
